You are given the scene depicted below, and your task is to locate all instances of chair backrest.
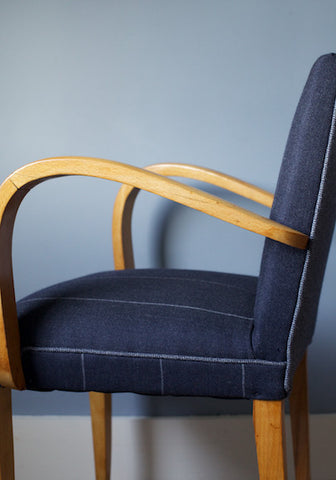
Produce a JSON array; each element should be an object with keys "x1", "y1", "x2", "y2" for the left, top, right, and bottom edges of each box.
[{"x1": 253, "y1": 53, "x2": 336, "y2": 392}]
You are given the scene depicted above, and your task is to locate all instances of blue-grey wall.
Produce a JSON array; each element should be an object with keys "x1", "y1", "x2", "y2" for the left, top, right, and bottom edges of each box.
[{"x1": 1, "y1": 0, "x2": 336, "y2": 415}]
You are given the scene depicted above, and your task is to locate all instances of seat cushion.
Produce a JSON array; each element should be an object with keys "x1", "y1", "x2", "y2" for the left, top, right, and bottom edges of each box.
[{"x1": 18, "y1": 269, "x2": 287, "y2": 399}]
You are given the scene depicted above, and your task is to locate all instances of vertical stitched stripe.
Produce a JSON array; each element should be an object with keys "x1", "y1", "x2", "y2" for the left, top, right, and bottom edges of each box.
[
  {"x1": 81, "y1": 353, "x2": 86, "y2": 391},
  {"x1": 160, "y1": 359, "x2": 164, "y2": 395},
  {"x1": 241, "y1": 363, "x2": 246, "y2": 397}
]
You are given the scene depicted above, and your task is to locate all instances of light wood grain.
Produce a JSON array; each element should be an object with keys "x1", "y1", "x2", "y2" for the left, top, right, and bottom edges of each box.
[
  {"x1": 112, "y1": 185, "x2": 138, "y2": 270},
  {"x1": 0, "y1": 182, "x2": 28, "y2": 390},
  {"x1": 0, "y1": 388, "x2": 15, "y2": 480},
  {"x1": 11, "y1": 157, "x2": 304, "y2": 250},
  {"x1": 90, "y1": 392, "x2": 112, "y2": 480},
  {"x1": 0, "y1": 157, "x2": 307, "y2": 388},
  {"x1": 113, "y1": 162, "x2": 283, "y2": 270},
  {"x1": 146, "y1": 163, "x2": 274, "y2": 207},
  {"x1": 290, "y1": 354, "x2": 311, "y2": 480},
  {"x1": 253, "y1": 399, "x2": 287, "y2": 480}
]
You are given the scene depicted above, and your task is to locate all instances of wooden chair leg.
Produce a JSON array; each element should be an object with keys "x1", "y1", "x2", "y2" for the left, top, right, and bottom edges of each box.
[
  {"x1": 289, "y1": 353, "x2": 311, "y2": 480},
  {"x1": 0, "y1": 387, "x2": 15, "y2": 480},
  {"x1": 253, "y1": 399, "x2": 287, "y2": 480},
  {"x1": 89, "y1": 392, "x2": 112, "y2": 480}
]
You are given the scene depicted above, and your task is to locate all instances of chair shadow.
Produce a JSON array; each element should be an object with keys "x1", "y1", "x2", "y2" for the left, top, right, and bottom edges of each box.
[
  {"x1": 133, "y1": 402, "x2": 336, "y2": 479},
  {"x1": 133, "y1": 402, "x2": 258, "y2": 480}
]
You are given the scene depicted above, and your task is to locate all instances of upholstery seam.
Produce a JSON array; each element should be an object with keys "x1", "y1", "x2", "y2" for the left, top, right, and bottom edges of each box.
[
  {"x1": 73, "y1": 274, "x2": 257, "y2": 293},
  {"x1": 21, "y1": 346, "x2": 286, "y2": 366},
  {"x1": 159, "y1": 359, "x2": 164, "y2": 395},
  {"x1": 18, "y1": 296, "x2": 253, "y2": 321},
  {"x1": 81, "y1": 353, "x2": 86, "y2": 391},
  {"x1": 284, "y1": 96, "x2": 336, "y2": 391},
  {"x1": 241, "y1": 364, "x2": 246, "y2": 397}
]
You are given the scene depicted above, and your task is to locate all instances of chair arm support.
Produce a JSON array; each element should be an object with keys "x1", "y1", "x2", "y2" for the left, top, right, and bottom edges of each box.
[
  {"x1": 112, "y1": 162, "x2": 302, "y2": 269},
  {"x1": 0, "y1": 157, "x2": 307, "y2": 389},
  {"x1": 146, "y1": 163, "x2": 274, "y2": 207}
]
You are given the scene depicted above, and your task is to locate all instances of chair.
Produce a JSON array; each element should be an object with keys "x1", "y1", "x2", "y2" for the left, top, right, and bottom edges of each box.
[{"x1": 0, "y1": 53, "x2": 336, "y2": 479}]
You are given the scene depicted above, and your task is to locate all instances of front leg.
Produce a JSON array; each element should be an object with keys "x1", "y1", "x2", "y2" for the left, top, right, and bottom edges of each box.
[
  {"x1": 0, "y1": 387, "x2": 15, "y2": 480},
  {"x1": 253, "y1": 399, "x2": 287, "y2": 479},
  {"x1": 90, "y1": 392, "x2": 112, "y2": 480}
]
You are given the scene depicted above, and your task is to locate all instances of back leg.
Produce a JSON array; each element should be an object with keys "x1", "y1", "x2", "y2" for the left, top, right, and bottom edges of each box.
[{"x1": 289, "y1": 353, "x2": 311, "y2": 479}]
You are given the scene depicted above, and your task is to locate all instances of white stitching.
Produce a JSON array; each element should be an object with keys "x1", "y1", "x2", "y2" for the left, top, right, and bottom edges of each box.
[
  {"x1": 21, "y1": 346, "x2": 286, "y2": 366},
  {"x1": 18, "y1": 296, "x2": 253, "y2": 321},
  {"x1": 284, "y1": 97, "x2": 336, "y2": 391},
  {"x1": 160, "y1": 359, "x2": 164, "y2": 394},
  {"x1": 241, "y1": 364, "x2": 246, "y2": 397},
  {"x1": 81, "y1": 353, "x2": 86, "y2": 391}
]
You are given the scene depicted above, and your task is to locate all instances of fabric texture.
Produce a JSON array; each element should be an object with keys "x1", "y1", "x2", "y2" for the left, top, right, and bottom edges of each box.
[
  {"x1": 253, "y1": 53, "x2": 336, "y2": 390},
  {"x1": 17, "y1": 54, "x2": 336, "y2": 400},
  {"x1": 18, "y1": 269, "x2": 286, "y2": 399}
]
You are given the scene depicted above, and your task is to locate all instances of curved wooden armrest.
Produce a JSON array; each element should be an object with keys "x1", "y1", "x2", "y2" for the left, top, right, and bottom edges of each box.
[
  {"x1": 112, "y1": 162, "x2": 292, "y2": 270},
  {"x1": 145, "y1": 163, "x2": 274, "y2": 207},
  {"x1": 0, "y1": 157, "x2": 307, "y2": 389}
]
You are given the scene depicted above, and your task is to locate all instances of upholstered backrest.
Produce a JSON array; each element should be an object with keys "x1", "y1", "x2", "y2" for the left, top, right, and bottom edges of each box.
[{"x1": 253, "y1": 54, "x2": 336, "y2": 391}]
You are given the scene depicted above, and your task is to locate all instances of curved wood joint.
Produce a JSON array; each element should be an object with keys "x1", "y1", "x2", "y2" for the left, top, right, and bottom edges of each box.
[
  {"x1": 112, "y1": 187, "x2": 139, "y2": 270},
  {"x1": 253, "y1": 399, "x2": 287, "y2": 480},
  {"x1": 0, "y1": 182, "x2": 27, "y2": 390}
]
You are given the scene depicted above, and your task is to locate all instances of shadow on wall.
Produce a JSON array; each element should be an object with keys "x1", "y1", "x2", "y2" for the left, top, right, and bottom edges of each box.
[{"x1": 152, "y1": 183, "x2": 268, "y2": 272}]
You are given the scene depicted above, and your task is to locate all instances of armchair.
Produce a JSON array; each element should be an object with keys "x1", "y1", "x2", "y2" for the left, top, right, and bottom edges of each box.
[{"x1": 1, "y1": 53, "x2": 336, "y2": 479}]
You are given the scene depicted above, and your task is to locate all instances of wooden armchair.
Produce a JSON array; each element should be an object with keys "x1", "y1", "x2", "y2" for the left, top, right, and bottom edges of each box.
[{"x1": 1, "y1": 52, "x2": 336, "y2": 479}]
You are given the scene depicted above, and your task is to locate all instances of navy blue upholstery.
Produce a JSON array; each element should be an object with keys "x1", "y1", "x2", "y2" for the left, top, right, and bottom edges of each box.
[
  {"x1": 17, "y1": 54, "x2": 336, "y2": 400},
  {"x1": 254, "y1": 53, "x2": 336, "y2": 391},
  {"x1": 18, "y1": 269, "x2": 286, "y2": 399}
]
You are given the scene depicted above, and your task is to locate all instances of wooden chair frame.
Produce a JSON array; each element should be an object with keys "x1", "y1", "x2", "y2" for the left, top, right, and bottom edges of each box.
[{"x1": 0, "y1": 157, "x2": 310, "y2": 479}]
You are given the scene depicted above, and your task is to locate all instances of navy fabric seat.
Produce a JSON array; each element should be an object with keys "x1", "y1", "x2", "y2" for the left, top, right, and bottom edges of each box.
[
  {"x1": 16, "y1": 53, "x2": 336, "y2": 403},
  {"x1": 18, "y1": 269, "x2": 286, "y2": 399}
]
